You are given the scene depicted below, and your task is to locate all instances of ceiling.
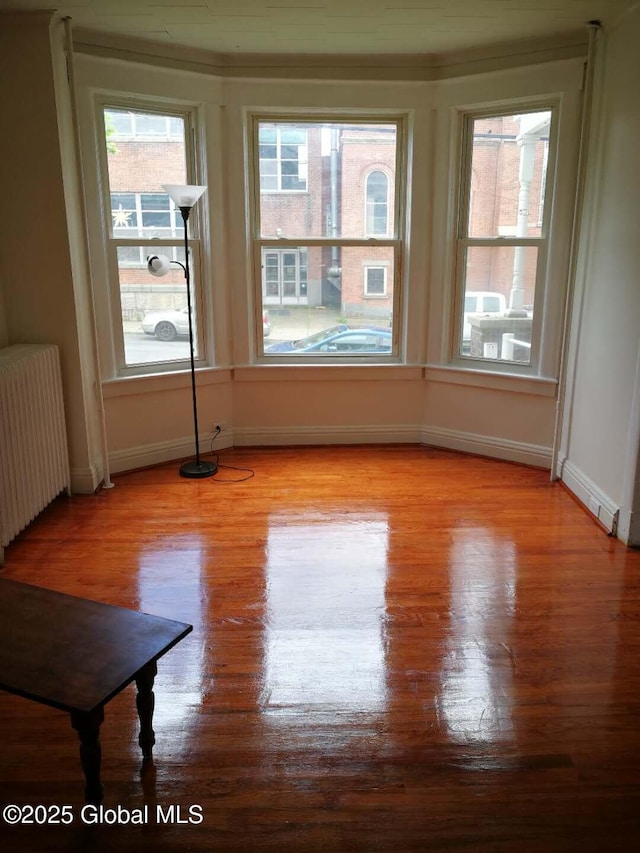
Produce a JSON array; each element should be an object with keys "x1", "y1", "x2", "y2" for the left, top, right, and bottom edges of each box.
[{"x1": 0, "y1": 0, "x2": 631, "y2": 61}]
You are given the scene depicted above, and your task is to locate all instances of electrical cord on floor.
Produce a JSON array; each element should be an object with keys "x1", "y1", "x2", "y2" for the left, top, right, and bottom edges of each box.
[
  {"x1": 200, "y1": 428, "x2": 256, "y2": 483},
  {"x1": 216, "y1": 462, "x2": 256, "y2": 483}
]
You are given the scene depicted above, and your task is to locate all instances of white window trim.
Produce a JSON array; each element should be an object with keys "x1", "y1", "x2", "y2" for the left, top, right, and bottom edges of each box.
[
  {"x1": 448, "y1": 101, "x2": 559, "y2": 378},
  {"x1": 248, "y1": 113, "x2": 405, "y2": 363},
  {"x1": 96, "y1": 99, "x2": 209, "y2": 378}
]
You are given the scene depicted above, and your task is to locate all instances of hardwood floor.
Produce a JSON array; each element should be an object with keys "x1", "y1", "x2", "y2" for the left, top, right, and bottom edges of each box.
[{"x1": 0, "y1": 445, "x2": 639, "y2": 852}]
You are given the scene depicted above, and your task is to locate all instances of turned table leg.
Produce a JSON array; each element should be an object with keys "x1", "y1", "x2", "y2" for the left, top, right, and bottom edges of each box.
[
  {"x1": 135, "y1": 660, "x2": 157, "y2": 758},
  {"x1": 70, "y1": 706, "x2": 105, "y2": 804}
]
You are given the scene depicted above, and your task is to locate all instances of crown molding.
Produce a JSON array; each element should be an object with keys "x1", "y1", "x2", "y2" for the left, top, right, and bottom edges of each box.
[{"x1": 72, "y1": 26, "x2": 587, "y2": 83}]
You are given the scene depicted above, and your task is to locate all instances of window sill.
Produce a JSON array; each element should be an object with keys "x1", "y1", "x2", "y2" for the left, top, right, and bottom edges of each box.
[
  {"x1": 424, "y1": 364, "x2": 557, "y2": 396},
  {"x1": 101, "y1": 362, "x2": 555, "y2": 396},
  {"x1": 102, "y1": 366, "x2": 232, "y2": 398},
  {"x1": 234, "y1": 364, "x2": 424, "y2": 382}
]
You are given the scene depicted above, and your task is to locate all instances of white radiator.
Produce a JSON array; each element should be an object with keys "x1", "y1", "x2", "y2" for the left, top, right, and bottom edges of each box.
[{"x1": 0, "y1": 344, "x2": 71, "y2": 563}]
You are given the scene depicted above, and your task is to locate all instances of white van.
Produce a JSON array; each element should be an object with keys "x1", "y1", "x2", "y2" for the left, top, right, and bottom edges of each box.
[{"x1": 463, "y1": 291, "x2": 507, "y2": 342}]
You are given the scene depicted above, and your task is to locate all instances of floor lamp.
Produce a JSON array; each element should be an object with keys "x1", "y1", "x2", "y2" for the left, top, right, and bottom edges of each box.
[{"x1": 147, "y1": 183, "x2": 217, "y2": 479}]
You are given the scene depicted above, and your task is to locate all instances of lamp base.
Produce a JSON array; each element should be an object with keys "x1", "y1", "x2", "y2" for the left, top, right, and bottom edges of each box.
[{"x1": 179, "y1": 459, "x2": 218, "y2": 479}]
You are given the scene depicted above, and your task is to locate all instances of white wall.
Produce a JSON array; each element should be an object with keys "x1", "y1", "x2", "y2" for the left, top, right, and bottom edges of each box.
[
  {"x1": 0, "y1": 12, "x2": 102, "y2": 492},
  {"x1": 559, "y1": 9, "x2": 640, "y2": 544}
]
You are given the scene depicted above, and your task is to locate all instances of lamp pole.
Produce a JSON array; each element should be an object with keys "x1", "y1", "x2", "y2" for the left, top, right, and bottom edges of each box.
[
  {"x1": 178, "y1": 203, "x2": 204, "y2": 472},
  {"x1": 149, "y1": 184, "x2": 216, "y2": 478}
]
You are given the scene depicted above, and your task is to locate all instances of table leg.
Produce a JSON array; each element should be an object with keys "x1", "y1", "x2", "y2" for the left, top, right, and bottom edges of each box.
[
  {"x1": 135, "y1": 660, "x2": 157, "y2": 758},
  {"x1": 70, "y1": 706, "x2": 104, "y2": 804}
]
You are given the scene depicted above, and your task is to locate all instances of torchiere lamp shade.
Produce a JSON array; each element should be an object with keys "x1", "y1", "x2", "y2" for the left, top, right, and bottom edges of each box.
[{"x1": 162, "y1": 184, "x2": 207, "y2": 209}]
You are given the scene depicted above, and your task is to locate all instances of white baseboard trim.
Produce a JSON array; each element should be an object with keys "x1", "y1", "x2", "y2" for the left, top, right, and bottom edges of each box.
[
  {"x1": 70, "y1": 464, "x2": 103, "y2": 494},
  {"x1": 420, "y1": 425, "x2": 552, "y2": 469},
  {"x1": 560, "y1": 458, "x2": 619, "y2": 535},
  {"x1": 233, "y1": 424, "x2": 423, "y2": 446},
  {"x1": 108, "y1": 424, "x2": 554, "y2": 473},
  {"x1": 109, "y1": 431, "x2": 233, "y2": 475},
  {"x1": 616, "y1": 508, "x2": 638, "y2": 546}
]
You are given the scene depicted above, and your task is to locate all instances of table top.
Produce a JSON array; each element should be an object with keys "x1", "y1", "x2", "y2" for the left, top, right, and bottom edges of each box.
[{"x1": 0, "y1": 579, "x2": 192, "y2": 714}]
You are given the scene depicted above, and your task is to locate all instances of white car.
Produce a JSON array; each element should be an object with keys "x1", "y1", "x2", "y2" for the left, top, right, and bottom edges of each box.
[
  {"x1": 463, "y1": 291, "x2": 507, "y2": 342},
  {"x1": 142, "y1": 307, "x2": 190, "y2": 342},
  {"x1": 142, "y1": 307, "x2": 272, "y2": 341}
]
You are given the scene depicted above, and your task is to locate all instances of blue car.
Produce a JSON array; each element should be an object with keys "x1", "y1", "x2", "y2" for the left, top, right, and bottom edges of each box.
[{"x1": 266, "y1": 325, "x2": 392, "y2": 354}]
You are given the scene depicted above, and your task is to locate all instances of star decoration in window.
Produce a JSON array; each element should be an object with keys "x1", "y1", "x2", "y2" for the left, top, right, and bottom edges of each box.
[{"x1": 112, "y1": 204, "x2": 132, "y2": 227}]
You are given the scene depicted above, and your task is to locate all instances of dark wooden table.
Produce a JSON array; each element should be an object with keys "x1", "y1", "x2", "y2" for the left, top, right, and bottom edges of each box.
[{"x1": 0, "y1": 578, "x2": 192, "y2": 803}]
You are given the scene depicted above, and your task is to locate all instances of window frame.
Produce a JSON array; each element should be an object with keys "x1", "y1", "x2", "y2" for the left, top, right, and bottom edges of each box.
[
  {"x1": 249, "y1": 113, "x2": 405, "y2": 363},
  {"x1": 450, "y1": 102, "x2": 559, "y2": 376},
  {"x1": 97, "y1": 99, "x2": 209, "y2": 378}
]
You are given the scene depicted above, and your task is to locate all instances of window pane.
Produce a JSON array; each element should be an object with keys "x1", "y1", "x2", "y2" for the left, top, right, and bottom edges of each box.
[
  {"x1": 134, "y1": 114, "x2": 167, "y2": 137},
  {"x1": 365, "y1": 267, "x2": 386, "y2": 295},
  {"x1": 117, "y1": 245, "x2": 200, "y2": 367},
  {"x1": 106, "y1": 110, "x2": 133, "y2": 137},
  {"x1": 460, "y1": 245, "x2": 538, "y2": 363},
  {"x1": 366, "y1": 171, "x2": 389, "y2": 236},
  {"x1": 111, "y1": 193, "x2": 138, "y2": 230},
  {"x1": 259, "y1": 127, "x2": 276, "y2": 143},
  {"x1": 258, "y1": 121, "x2": 397, "y2": 238},
  {"x1": 467, "y1": 111, "x2": 552, "y2": 238},
  {"x1": 261, "y1": 245, "x2": 393, "y2": 355},
  {"x1": 140, "y1": 193, "x2": 170, "y2": 210},
  {"x1": 104, "y1": 108, "x2": 187, "y2": 238}
]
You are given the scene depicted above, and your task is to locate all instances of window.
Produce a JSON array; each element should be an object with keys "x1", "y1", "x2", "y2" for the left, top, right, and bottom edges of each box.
[
  {"x1": 262, "y1": 249, "x2": 308, "y2": 303},
  {"x1": 111, "y1": 192, "x2": 184, "y2": 266},
  {"x1": 252, "y1": 118, "x2": 402, "y2": 358},
  {"x1": 365, "y1": 171, "x2": 389, "y2": 236},
  {"x1": 259, "y1": 125, "x2": 308, "y2": 192},
  {"x1": 100, "y1": 105, "x2": 206, "y2": 374},
  {"x1": 454, "y1": 109, "x2": 554, "y2": 367},
  {"x1": 105, "y1": 109, "x2": 183, "y2": 141},
  {"x1": 364, "y1": 266, "x2": 387, "y2": 297}
]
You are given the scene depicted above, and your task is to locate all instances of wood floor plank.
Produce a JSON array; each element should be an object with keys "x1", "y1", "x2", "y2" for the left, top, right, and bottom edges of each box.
[{"x1": 0, "y1": 446, "x2": 639, "y2": 851}]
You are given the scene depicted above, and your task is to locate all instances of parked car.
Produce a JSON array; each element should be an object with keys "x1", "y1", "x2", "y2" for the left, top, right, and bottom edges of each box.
[
  {"x1": 142, "y1": 306, "x2": 190, "y2": 341},
  {"x1": 266, "y1": 325, "x2": 392, "y2": 354},
  {"x1": 463, "y1": 291, "x2": 507, "y2": 342},
  {"x1": 142, "y1": 307, "x2": 272, "y2": 341}
]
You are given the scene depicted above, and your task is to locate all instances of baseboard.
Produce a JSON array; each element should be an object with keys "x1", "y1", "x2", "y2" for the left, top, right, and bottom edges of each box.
[
  {"x1": 232, "y1": 424, "x2": 423, "y2": 446},
  {"x1": 108, "y1": 424, "x2": 552, "y2": 472},
  {"x1": 420, "y1": 425, "x2": 552, "y2": 469},
  {"x1": 109, "y1": 431, "x2": 233, "y2": 474},
  {"x1": 70, "y1": 464, "x2": 103, "y2": 494},
  {"x1": 616, "y1": 508, "x2": 638, "y2": 546},
  {"x1": 559, "y1": 457, "x2": 619, "y2": 535}
]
